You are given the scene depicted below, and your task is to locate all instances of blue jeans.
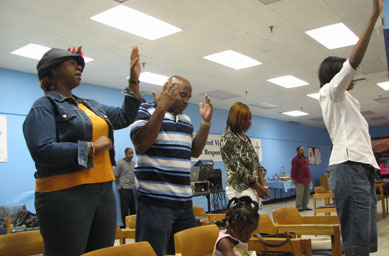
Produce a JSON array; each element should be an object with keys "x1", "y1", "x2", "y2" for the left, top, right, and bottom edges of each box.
[
  {"x1": 35, "y1": 182, "x2": 117, "y2": 256},
  {"x1": 135, "y1": 197, "x2": 196, "y2": 256},
  {"x1": 327, "y1": 162, "x2": 377, "y2": 256}
]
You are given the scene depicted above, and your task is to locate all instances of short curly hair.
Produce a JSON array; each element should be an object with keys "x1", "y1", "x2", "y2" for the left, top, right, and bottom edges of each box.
[{"x1": 224, "y1": 196, "x2": 259, "y2": 233}]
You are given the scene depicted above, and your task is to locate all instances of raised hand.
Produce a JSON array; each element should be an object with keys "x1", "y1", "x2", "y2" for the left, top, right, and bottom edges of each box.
[
  {"x1": 372, "y1": 0, "x2": 383, "y2": 18},
  {"x1": 130, "y1": 46, "x2": 140, "y2": 81},
  {"x1": 199, "y1": 94, "x2": 213, "y2": 122},
  {"x1": 152, "y1": 79, "x2": 178, "y2": 111}
]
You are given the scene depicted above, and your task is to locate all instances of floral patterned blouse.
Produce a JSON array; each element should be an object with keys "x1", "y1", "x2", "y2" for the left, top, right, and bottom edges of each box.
[{"x1": 220, "y1": 128, "x2": 264, "y2": 193}]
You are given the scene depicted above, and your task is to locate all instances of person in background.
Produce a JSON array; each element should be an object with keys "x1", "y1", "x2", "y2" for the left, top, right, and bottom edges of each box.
[
  {"x1": 220, "y1": 102, "x2": 270, "y2": 210},
  {"x1": 130, "y1": 75, "x2": 213, "y2": 256},
  {"x1": 213, "y1": 196, "x2": 259, "y2": 256},
  {"x1": 318, "y1": 1, "x2": 382, "y2": 255},
  {"x1": 115, "y1": 147, "x2": 136, "y2": 227},
  {"x1": 23, "y1": 46, "x2": 142, "y2": 256},
  {"x1": 291, "y1": 146, "x2": 311, "y2": 212}
]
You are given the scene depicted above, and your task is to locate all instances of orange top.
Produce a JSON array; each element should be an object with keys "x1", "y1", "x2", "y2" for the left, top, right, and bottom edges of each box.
[{"x1": 35, "y1": 103, "x2": 114, "y2": 192}]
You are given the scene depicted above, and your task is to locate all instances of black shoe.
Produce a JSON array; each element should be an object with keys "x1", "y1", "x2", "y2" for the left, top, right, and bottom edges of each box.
[
  {"x1": 304, "y1": 207, "x2": 312, "y2": 211},
  {"x1": 298, "y1": 208, "x2": 304, "y2": 212}
]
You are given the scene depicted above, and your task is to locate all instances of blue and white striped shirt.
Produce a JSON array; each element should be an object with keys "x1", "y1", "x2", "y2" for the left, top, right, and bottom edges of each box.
[{"x1": 130, "y1": 102, "x2": 194, "y2": 208}]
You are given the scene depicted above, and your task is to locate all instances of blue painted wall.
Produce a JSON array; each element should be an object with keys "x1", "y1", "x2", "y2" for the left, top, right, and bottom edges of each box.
[{"x1": 1, "y1": 68, "x2": 387, "y2": 222}]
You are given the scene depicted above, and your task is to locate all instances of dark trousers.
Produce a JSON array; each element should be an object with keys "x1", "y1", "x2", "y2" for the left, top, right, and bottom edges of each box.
[
  {"x1": 35, "y1": 182, "x2": 117, "y2": 256},
  {"x1": 135, "y1": 197, "x2": 196, "y2": 256},
  {"x1": 119, "y1": 188, "x2": 136, "y2": 227}
]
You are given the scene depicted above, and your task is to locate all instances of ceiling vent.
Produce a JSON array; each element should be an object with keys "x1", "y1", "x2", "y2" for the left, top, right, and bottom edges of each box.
[
  {"x1": 374, "y1": 96, "x2": 389, "y2": 104},
  {"x1": 309, "y1": 117, "x2": 323, "y2": 122},
  {"x1": 203, "y1": 90, "x2": 240, "y2": 100},
  {"x1": 369, "y1": 116, "x2": 387, "y2": 121},
  {"x1": 249, "y1": 102, "x2": 278, "y2": 109},
  {"x1": 361, "y1": 110, "x2": 375, "y2": 116},
  {"x1": 258, "y1": 0, "x2": 282, "y2": 5}
]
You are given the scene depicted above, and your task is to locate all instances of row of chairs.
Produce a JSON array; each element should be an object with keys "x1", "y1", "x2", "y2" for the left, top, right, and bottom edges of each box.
[
  {"x1": 0, "y1": 205, "x2": 341, "y2": 256},
  {"x1": 93, "y1": 206, "x2": 342, "y2": 256},
  {"x1": 0, "y1": 224, "x2": 218, "y2": 256},
  {"x1": 313, "y1": 175, "x2": 387, "y2": 220}
]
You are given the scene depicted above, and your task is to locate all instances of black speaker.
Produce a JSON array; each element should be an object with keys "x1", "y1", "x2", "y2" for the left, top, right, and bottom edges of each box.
[
  {"x1": 208, "y1": 169, "x2": 223, "y2": 193},
  {"x1": 194, "y1": 160, "x2": 214, "y2": 171},
  {"x1": 191, "y1": 181, "x2": 210, "y2": 195}
]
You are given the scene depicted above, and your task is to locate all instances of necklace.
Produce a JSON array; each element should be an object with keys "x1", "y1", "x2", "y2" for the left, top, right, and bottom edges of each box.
[{"x1": 237, "y1": 132, "x2": 248, "y2": 142}]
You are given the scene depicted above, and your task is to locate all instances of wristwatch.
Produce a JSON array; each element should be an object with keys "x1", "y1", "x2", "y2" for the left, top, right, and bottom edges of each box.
[{"x1": 128, "y1": 79, "x2": 139, "y2": 85}]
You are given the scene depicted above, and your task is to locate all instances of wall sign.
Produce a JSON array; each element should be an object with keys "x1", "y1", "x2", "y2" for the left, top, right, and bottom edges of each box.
[
  {"x1": 308, "y1": 147, "x2": 321, "y2": 165},
  {"x1": 191, "y1": 133, "x2": 262, "y2": 162}
]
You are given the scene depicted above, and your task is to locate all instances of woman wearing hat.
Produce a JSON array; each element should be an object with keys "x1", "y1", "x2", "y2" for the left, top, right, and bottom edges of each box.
[{"x1": 23, "y1": 46, "x2": 142, "y2": 255}]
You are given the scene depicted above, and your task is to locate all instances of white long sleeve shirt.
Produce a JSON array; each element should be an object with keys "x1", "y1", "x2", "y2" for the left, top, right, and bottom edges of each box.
[{"x1": 319, "y1": 59, "x2": 379, "y2": 169}]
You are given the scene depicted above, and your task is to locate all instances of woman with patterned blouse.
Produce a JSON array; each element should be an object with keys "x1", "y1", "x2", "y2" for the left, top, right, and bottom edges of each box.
[{"x1": 220, "y1": 102, "x2": 270, "y2": 208}]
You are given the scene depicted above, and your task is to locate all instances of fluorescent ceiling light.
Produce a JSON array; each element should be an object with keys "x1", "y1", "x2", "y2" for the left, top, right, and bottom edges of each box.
[
  {"x1": 90, "y1": 5, "x2": 182, "y2": 40},
  {"x1": 203, "y1": 50, "x2": 262, "y2": 70},
  {"x1": 267, "y1": 75, "x2": 308, "y2": 88},
  {"x1": 307, "y1": 93, "x2": 320, "y2": 100},
  {"x1": 136, "y1": 72, "x2": 169, "y2": 86},
  {"x1": 11, "y1": 43, "x2": 51, "y2": 60},
  {"x1": 82, "y1": 56, "x2": 94, "y2": 63},
  {"x1": 282, "y1": 110, "x2": 309, "y2": 117},
  {"x1": 305, "y1": 23, "x2": 358, "y2": 49},
  {"x1": 377, "y1": 82, "x2": 389, "y2": 91},
  {"x1": 11, "y1": 43, "x2": 94, "y2": 63}
]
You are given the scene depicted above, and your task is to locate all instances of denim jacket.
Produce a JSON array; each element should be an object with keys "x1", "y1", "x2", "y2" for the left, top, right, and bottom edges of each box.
[{"x1": 23, "y1": 87, "x2": 141, "y2": 179}]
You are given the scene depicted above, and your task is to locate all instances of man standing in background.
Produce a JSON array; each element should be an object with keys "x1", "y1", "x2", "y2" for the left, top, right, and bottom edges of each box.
[
  {"x1": 291, "y1": 146, "x2": 311, "y2": 212},
  {"x1": 115, "y1": 147, "x2": 136, "y2": 227}
]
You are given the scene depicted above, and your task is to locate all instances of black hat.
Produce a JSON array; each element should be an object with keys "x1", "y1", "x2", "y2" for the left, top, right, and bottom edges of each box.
[{"x1": 37, "y1": 48, "x2": 85, "y2": 80}]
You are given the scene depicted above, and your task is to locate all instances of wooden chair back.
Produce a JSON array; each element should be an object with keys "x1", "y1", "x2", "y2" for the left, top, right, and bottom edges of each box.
[
  {"x1": 0, "y1": 230, "x2": 44, "y2": 256},
  {"x1": 81, "y1": 241, "x2": 156, "y2": 256},
  {"x1": 376, "y1": 183, "x2": 386, "y2": 219},
  {"x1": 254, "y1": 214, "x2": 279, "y2": 235},
  {"x1": 125, "y1": 214, "x2": 136, "y2": 229},
  {"x1": 174, "y1": 224, "x2": 219, "y2": 256},
  {"x1": 272, "y1": 207, "x2": 303, "y2": 224},
  {"x1": 115, "y1": 225, "x2": 127, "y2": 245},
  {"x1": 320, "y1": 175, "x2": 331, "y2": 192},
  {"x1": 193, "y1": 205, "x2": 207, "y2": 216},
  {"x1": 313, "y1": 191, "x2": 336, "y2": 216},
  {"x1": 0, "y1": 217, "x2": 11, "y2": 234}
]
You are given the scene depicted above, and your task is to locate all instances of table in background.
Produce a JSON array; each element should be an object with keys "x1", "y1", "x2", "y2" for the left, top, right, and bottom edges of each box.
[{"x1": 267, "y1": 180, "x2": 312, "y2": 200}]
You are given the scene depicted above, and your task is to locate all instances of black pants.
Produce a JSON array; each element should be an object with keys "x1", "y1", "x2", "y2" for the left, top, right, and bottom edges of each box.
[{"x1": 119, "y1": 188, "x2": 136, "y2": 227}]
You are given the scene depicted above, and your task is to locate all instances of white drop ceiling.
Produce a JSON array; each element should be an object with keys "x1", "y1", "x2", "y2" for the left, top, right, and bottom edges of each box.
[{"x1": 1, "y1": 0, "x2": 388, "y2": 127}]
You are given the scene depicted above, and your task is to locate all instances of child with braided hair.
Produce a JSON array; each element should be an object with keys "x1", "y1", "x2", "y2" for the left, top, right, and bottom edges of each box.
[{"x1": 213, "y1": 196, "x2": 259, "y2": 256}]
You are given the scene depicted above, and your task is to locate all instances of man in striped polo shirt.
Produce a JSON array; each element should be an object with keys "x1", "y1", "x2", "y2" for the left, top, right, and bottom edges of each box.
[{"x1": 130, "y1": 76, "x2": 213, "y2": 256}]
